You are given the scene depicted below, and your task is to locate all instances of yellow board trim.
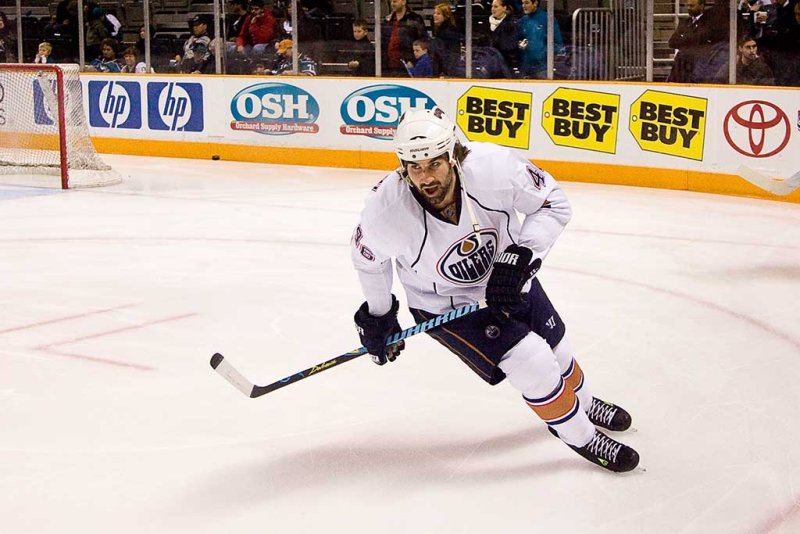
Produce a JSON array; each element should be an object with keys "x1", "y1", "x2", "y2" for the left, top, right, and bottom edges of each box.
[{"x1": 91, "y1": 137, "x2": 800, "y2": 203}]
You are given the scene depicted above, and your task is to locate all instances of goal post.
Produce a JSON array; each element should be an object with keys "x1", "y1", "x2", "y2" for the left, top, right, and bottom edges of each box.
[{"x1": 0, "y1": 63, "x2": 122, "y2": 189}]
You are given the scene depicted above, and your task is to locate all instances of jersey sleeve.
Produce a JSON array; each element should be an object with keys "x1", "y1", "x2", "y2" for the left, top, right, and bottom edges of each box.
[
  {"x1": 350, "y1": 175, "x2": 402, "y2": 316},
  {"x1": 509, "y1": 157, "x2": 572, "y2": 259}
]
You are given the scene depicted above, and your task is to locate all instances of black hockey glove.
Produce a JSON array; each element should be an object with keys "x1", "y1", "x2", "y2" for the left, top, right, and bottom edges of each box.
[
  {"x1": 486, "y1": 245, "x2": 542, "y2": 316},
  {"x1": 354, "y1": 294, "x2": 405, "y2": 366}
]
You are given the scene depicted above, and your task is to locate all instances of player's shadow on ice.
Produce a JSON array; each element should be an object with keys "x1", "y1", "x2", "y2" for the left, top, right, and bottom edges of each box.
[{"x1": 181, "y1": 426, "x2": 588, "y2": 514}]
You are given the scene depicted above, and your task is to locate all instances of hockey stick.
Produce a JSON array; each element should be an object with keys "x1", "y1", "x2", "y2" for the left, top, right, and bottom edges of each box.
[
  {"x1": 210, "y1": 301, "x2": 482, "y2": 398},
  {"x1": 736, "y1": 165, "x2": 800, "y2": 196}
]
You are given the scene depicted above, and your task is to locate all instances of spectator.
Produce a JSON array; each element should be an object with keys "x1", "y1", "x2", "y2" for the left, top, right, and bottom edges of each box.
[
  {"x1": 43, "y1": 0, "x2": 79, "y2": 60},
  {"x1": 406, "y1": 38, "x2": 433, "y2": 77},
  {"x1": 517, "y1": 0, "x2": 564, "y2": 79},
  {"x1": 104, "y1": 9, "x2": 123, "y2": 42},
  {"x1": 87, "y1": 38, "x2": 121, "y2": 72},
  {"x1": 34, "y1": 42, "x2": 55, "y2": 64},
  {"x1": 381, "y1": 0, "x2": 426, "y2": 77},
  {"x1": 225, "y1": 0, "x2": 251, "y2": 73},
  {"x1": 177, "y1": 15, "x2": 214, "y2": 74},
  {"x1": 120, "y1": 46, "x2": 148, "y2": 73},
  {"x1": 226, "y1": 0, "x2": 250, "y2": 54},
  {"x1": 489, "y1": 0, "x2": 520, "y2": 74},
  {"x1": 667, "y1": 0, "x2": 725, "y2": 82},
  {"x1": 135, "y1": 25, "x2": 151, "y2": 56},
  {"x1": 347, "y1": 18, "x2": 375, "y2": 77},
  {"x1": 302, "y1": 0, "x2": 332, "y2": 19},
  {"x1": 736, "y1": 33, "x2": 775, "y2": 85},
  {"x1": 276, "y1": 1, "x2": 322, "y2": 43},
  {"x1": 758, "y1": 0, "x2": 800, "y2": 86},
  {"x1": 252, "y1": 60, "x2": 269, "y2": 74},
  {"x1": 430, "y1": 2, "x2": 463, "y2": 77},
  {"x1": 236, "y1": 0, "x2": 277, "y2": 60},
  {"x1": 0, "y1": 11, "x2": 17, "y2": 63},
  {"x1": 85, "y1": 5, "x2": 110, "y2": 60},
  {"x1": 272, "y1": 38, "x2": 318, "y2": 75}
]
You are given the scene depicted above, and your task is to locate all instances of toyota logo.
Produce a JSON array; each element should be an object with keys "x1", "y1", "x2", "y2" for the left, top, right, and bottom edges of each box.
[{"x1": 723, "y1": 100, "x2": 790, "y2": 158}]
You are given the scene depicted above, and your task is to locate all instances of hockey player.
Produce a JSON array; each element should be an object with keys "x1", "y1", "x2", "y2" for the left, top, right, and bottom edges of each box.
[{"x1": 351, "y1": 107, "x2": 640, "y2": 473}]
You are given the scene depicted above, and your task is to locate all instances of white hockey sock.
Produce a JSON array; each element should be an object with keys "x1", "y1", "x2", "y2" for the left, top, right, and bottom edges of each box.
[{"x1": 499, "y1": 334, "x2": 595, "y2": 447}]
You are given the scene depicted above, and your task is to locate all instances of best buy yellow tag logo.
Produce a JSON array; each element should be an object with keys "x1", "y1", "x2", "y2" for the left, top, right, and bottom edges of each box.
[
  {"x1": 542, "y1": 88, "x2": 620, "y2": 154},
  {"x1": 629, "y1": 90, "x2": 707, "y2": 160},
  {"x1": 456, "y1": 86, "x2": 532, "y2": 149}
]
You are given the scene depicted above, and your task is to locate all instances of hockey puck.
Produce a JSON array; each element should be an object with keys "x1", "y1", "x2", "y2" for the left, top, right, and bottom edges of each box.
[{"x1": 211, "y1": 155, "x2": 220, "y2": 160}]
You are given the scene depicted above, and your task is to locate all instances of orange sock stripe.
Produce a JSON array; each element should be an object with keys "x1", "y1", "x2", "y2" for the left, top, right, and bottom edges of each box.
[
  {"x1": 563, "y1": 359, "x2": 585, "y2": 393},
  {"x1": 524, "y1": 380, "x2": 580, "y2": 423}
]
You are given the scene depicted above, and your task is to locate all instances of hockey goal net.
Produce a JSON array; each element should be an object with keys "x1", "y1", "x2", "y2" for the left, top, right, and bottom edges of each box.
[{"x1": 0, "y1": 63, "x2": 121, "y2": 189}]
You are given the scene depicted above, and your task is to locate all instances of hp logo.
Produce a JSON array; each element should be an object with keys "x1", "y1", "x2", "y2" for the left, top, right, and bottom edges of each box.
[
  {"x1": 88, "y1": 80, "x2": 141, "y2": 129},
  {"x1": 147, "y1": 82, "x2": 204, "y2": 132},
  {"x1": 100, "y1": 82, "x2": 131, "y2": 127}
]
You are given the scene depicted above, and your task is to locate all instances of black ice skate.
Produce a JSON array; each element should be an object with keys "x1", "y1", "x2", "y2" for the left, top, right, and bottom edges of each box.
[
  {"x1": 549, "y1": 427, "x2": 640, "y2": 473},
  {"x1": 587, "y1": 397, "x2": 632, "y2": 432}
]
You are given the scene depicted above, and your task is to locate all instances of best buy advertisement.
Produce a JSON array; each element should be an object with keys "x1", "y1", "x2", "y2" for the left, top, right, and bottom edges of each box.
[
  {"x1": 542, "y1": 87, "x2": 620, "y2": 154},
  {"x1": 455, "y1": 86, "x2": 532, "y2": 149},
  {"x1": 629, "y1": 90, "x2": 708, "y2": 161}
]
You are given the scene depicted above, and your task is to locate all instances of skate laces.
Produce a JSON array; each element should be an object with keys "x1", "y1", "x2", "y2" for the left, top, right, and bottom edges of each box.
[
  {"x1": 586, "y1": 432, "x2": 621, "y2": 463},
  {"x1": 588, "y1": 398, "x2": 616, "y2": 426}
]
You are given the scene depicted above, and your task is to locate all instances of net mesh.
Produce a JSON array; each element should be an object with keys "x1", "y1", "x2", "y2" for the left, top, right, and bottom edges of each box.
[{"x1": 0, "y1": 64, "x2": 121, "y2": 188}]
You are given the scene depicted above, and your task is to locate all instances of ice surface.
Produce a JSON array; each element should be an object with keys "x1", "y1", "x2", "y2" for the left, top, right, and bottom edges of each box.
[{"x1": 1, "y1": 155, "x2": 798, "y2": 534}]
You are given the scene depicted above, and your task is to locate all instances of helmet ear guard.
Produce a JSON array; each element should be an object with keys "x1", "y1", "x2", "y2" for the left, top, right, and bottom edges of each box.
[{"x1": 393, "y1": 107, "x2": 458, "y2": 165}]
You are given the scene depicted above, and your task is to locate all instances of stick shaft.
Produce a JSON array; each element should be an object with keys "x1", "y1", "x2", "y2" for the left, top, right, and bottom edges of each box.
[{"x1": 210, "y1": 301, "x2": 481, "y2": 398}]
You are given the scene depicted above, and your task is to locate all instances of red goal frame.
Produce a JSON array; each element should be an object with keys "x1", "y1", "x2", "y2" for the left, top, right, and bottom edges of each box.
[{"x1": 0, "y1": 64, "x2": 70, "y2": 189}]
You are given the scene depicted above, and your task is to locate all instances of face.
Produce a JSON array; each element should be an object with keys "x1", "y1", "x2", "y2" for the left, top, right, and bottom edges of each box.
[
  {"x1": 101, "y1": 45, "x2": 115, "y2": 59},
  {"x1": 353, "y1": 25, "x2": 368, "y2": 40},
  {"x1": 687, "y1": 0, "x2": 703, "y2": 17},
  {"x1": 433, "y1": 8, "x2": 444, "y2": 25},
  {"x1": 739, "y1": 39, "x2": 758, "y2": 62},
  {"x1": 193, "y1": 22, "x2": 207, "y2": 35},
  {"x1": 491, "y1": 0, "x2": 507, "y2": 19},
  {"x1": 124, "y1": 53, "x2": 136, "y2": 66},
  {"x1": 521, "y1": 0, "x2": 538, "y2": 15},
  {"x1": 413, "y1": 44, "x2": 426, "y2": 58},
  {"x1": 250, "y1": 5, "x2": 263, "y2": 18},
  {"x1": 390, "y1": 0, "x2": 406, "y2": 14},
  {"x1": 406, "y1": 155, "x2": 456, "y2": 209},
  {"x1": 39, "y1": 45, "x2": 51, "y2": 56}
]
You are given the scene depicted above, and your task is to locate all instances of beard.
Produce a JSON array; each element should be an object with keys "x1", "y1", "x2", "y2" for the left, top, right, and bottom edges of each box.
[{"x1": 417, "y1": 171, "x2": 454, "y2": 210}]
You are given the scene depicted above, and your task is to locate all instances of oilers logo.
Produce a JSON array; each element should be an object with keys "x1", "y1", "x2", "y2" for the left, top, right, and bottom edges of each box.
[
  {"x1": 437, "y1": 229, "x2": 498, "y2": 285},
  {"x1": 88, "y1": 80, "x2": 142, "y2": 129}
]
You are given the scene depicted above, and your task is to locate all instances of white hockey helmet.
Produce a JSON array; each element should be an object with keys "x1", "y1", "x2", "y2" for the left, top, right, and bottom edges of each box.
[{"x1": 393, "y1": 107, "x2": 458, "y2": 164}]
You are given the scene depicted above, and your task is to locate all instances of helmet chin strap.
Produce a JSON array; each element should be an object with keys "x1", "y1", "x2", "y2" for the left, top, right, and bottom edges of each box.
[{"x1": 453, "y1": 158, "x2": 483, "y2": 246}]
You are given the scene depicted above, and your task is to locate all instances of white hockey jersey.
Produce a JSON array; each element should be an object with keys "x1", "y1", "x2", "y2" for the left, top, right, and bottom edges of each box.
[{"x1": 351, "y1": 142, "x2": 572, "y2": 315}]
